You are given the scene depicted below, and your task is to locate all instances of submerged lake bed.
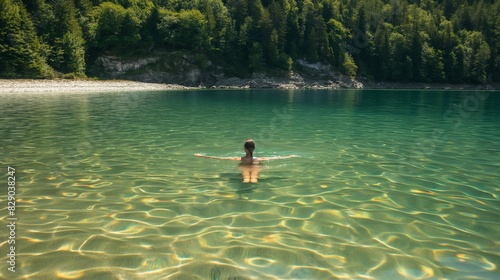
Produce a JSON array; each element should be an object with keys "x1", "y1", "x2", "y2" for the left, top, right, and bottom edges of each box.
[{"x1": 1, "y1": 89, "x2": 499, "y2": 279}]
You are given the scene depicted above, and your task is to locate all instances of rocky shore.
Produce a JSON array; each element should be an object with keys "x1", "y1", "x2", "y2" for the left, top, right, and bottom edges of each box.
[
  {"x1": 0, "y1": 77, "x2": 498, "y2": 94},
  {"x1": 89, "y1": 54, "x2": 500, "y2": 91},
  {"x1": 360, "y1": 80, "x2": 500, "y2": 90},
  {"x1": 209, "y1": 73, "x2": 364, "y2": 89},
  {"x1": 211, "y1": 75, "x2": 499, "y2": 90}
]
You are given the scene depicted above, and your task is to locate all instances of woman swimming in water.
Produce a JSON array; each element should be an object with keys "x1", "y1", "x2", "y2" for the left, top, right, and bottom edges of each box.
[{"x1": 194, "y1": 139, "x2": 298, "y2": 183}]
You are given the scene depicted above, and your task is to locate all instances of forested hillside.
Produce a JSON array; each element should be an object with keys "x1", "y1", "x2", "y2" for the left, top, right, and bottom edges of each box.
[{"x1": 1, "y1": 0, "x2": 498, "y2": 83}]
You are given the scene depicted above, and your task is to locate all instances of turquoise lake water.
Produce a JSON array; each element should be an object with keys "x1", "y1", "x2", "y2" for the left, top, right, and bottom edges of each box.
[{"x1": 0, "y1": 89, "x2": 499, "y2": 279}]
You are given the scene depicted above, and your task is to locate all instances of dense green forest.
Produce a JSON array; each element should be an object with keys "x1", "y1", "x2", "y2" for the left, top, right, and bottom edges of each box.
[{"x1": 1, "y1": 0, "x2": 499, "y2": 83}]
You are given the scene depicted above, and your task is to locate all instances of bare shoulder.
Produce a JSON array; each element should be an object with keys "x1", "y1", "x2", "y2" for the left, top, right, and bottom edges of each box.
[{"x1": 240, "y1": 156, "x2": 255, "y2": 163}]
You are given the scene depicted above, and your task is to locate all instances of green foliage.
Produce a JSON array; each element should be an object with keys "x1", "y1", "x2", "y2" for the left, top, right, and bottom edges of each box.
[
  {"x1": 89, "y1": 2, "x2": 127, "y2": 51},
  {"x1": 0, "y1": 0, "x2": 53, "y2": 78},
  {"x1": 48, "y1": 0, "x2": 86, "y2": 75},
  {"x1": 423, "y1": 44, "x2": 445, "y2": 82},
  {"x1": 0, "y1": 0, "x2": 498, "y2": 82},
  {"x1": 158, "y1": 9, "x2": 208, "y2": 51},
  {"x1": 342, "y1": 53, "x2": 357, "y2": 78},
  {"x1": 249, "y1": 42, "x2": 265, "y2": 72},
  {"x1": 61, "y1": 31, "x2": 86, "y2": 74},
  {"x1": 389, "y1": 32, "x2": 412, "y2": 82},
  {"x1": 120, "y1": 10, "x2": 141, "y2": 47},
  {"x1": 463, "y1": 31, "x2": 491, "y2": 83}
]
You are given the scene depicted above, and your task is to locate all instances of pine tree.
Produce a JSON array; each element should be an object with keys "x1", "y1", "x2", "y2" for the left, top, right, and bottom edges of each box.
[
  {"x1": 389, "y1": 32, "x2": 412, "y2": 81},
  {"x1": 284, "y1": 2, "x2": 299, "y2": 58},
  {"x1": 119, "y1": 9, "x2": 141, "y2": 52},
  {"x1": 423, "y1": 44, "x2": 445, "y2": 82},
  {"x1": 472, "y1": 41, "x2": 491, "y2": 83},
  {"x1": 249, "y1": 42, "x2": 265, "y2": 72},
  {"x1": 374, "y1": 25, "x2": 391, "y2": 81},
  {"x1": 61, "y1": 31, "x2": 86, "y2": 75},
  {"x1": 327, "y1": 18, "x2": 349, "y2": 69},
  {"x1": 52, "y1": 0, "x2": 86, "y2": 75},
  {"x1": 342, "y1": 53, "x2": 357, "y2": 78},
  {"x1": 0, "y1": 0, "x2": 52, "y2": 77},
  {"x1": 451, "y1": 44, "x2": 467, "y2": 82}
]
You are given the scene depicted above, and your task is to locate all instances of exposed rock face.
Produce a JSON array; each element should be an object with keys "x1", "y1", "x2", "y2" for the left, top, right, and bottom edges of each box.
[
  {"x1": 295, "y1": 59, "x2": 335, "y2": 79},
  {"x1": 95, "y1": 56, "x2": 161, "y2": 75},
  {"x1": 92, "y1": 53, "x2": 364, "y2": 89},
  {"x1": 93, "y1": 53, "x2": 209, "y2": 87}
]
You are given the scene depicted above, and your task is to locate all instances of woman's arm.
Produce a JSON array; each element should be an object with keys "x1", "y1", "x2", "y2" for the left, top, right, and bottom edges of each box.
[
  {"x1": 194, "y1": 154, "x2": 240, "y2": 161},
  {"x1": 258, "y1": 155, "x2": 299, "y2": 161}
]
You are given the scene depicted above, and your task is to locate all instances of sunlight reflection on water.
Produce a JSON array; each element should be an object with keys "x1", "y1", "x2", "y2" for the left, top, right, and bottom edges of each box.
[{"x1": 0, "y1": 89, "x2": 499, "y2": 279}]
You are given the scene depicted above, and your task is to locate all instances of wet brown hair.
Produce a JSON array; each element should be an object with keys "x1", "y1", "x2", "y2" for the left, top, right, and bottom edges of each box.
[{"x1": 244, "y1": 139, "x2": 255, "y2": 156}]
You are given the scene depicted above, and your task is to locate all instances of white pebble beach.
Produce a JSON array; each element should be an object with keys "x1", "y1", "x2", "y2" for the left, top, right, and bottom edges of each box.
[{"x1": 0, "y1": 79, "x2": 192, "y2": 94}]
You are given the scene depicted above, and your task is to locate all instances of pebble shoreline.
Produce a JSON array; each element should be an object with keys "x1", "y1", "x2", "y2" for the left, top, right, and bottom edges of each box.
[{"x1": 0, "y1": 79, "x2": 192, "y2": 93}]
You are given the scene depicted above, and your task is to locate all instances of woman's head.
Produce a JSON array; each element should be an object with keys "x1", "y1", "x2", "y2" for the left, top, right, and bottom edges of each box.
[{"x1": 244, "y1": 139, "x2": 255, "y2": 156}]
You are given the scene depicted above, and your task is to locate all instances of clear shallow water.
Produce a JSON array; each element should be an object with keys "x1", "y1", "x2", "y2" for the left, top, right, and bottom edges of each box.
[{"x1": 0, "y1": 89, "x2": 499, "y2": 279}]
